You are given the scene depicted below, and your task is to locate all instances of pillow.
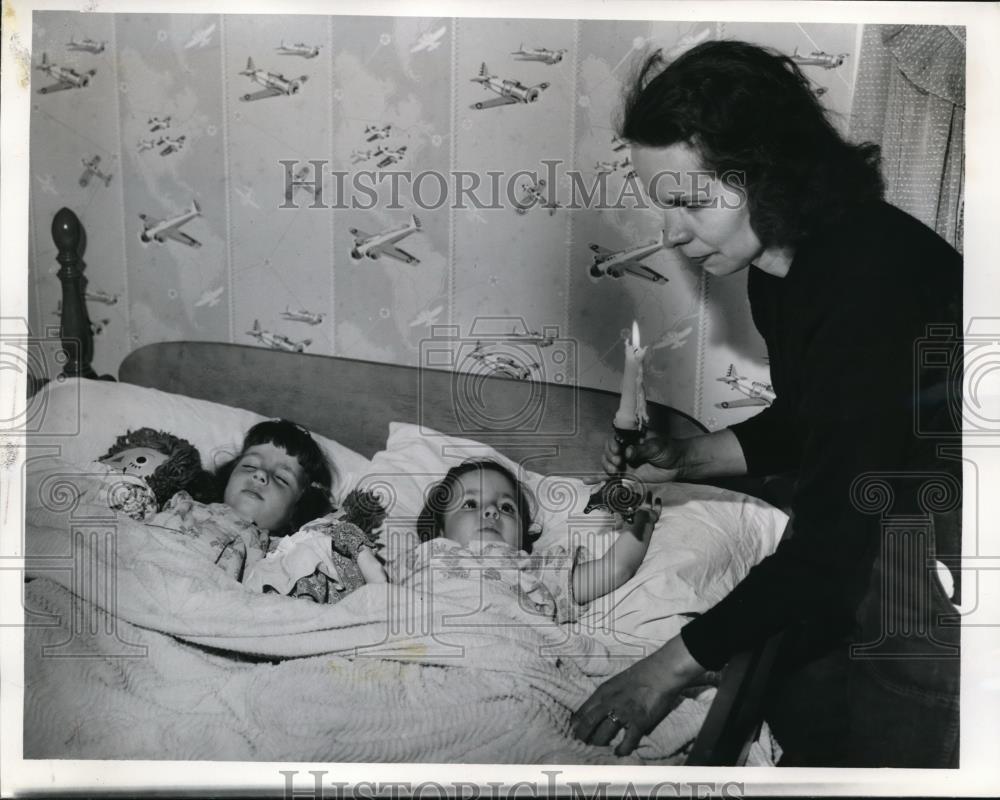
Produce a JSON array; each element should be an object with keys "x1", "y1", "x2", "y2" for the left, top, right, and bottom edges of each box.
[
  {"x1": 29, "y1": 378, "x2": 372, "y2": 504},
  {"x1": 358, "y1": 422, "x2": 788, "y2": 646}
]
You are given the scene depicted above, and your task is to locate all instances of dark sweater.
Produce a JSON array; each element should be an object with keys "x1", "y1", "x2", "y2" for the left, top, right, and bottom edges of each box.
[{"x1": 681, "y1": 202, "x2": 962, "y2": 670}]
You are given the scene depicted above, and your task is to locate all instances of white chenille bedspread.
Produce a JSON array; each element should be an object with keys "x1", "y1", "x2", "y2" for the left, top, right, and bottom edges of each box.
[{"x1": 22, "y1": 460, "x2": 778, "y2": 764}]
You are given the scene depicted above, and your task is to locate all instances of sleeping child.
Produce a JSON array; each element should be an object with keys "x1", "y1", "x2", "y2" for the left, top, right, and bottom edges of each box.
[
  {"x1": 401, "y1": 459, "x2": 662, "y2": 622},
  {"x1": 243, "y1": 487, "x2": 388, "y2": 603},
  {"x1": 144, "y1": 419, "x2": 335, "y2": 581}
]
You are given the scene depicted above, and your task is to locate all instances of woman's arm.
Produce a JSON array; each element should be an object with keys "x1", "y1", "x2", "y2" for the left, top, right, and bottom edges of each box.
[{"x1": 572, "y1": 493, "x2": 662, "y2": 604}]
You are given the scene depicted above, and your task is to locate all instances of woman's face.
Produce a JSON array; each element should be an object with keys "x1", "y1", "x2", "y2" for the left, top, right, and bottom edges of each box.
[{"x1": 632, "y1": 142, "x2": 765, "y2": 277}]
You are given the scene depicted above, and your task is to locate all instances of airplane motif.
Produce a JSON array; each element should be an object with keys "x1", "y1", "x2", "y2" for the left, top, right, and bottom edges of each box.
[
  {"x1": 137, "y1": 137, "x2": 161, "y2": 153},
  {"x1": 53, "y1": 302, "x2": 109, "y2": 335},
  {"x1": 138, "y1": 200, "x2": 202, "y2": 248},
  {"x1": 364, "y1": 124, "x2": 392, "y2": 142},
  {"x1": 411, "y1": 25, "x2": 447, "y2": 53},
  {"x1": 589, "y1": 233, "x2": 668, "y2": 284},
  {"x1": 148, "y1": 115, "x2": 171, "y2": 132},
  {"x1": 184, "y1": 23, "x2": 217, "y2": 49},
  {"x1": 409, "y1": 304, "x2": 445, "y2": 328},
  {"x1": 239, "y1": 58, "x2": 308, "y2": 101},
  {"x1": 514, "y1": 178, "x2": 560, "y2": 216},
  {"x1": 499, "y1": 327, "x2": 555, "y2": 347},
  {"x1": 791, "y1": 48, "x2": 848, "y2": 70},
  {"x1": 280, "y1": 306, "x2": 326, "y2": 325},
  {"x1": 35, "y1": 53, "x2": 95, "y2": 94},
  {"x1": 233, "y1": 185, "x2": 260, "y2": 209},
  {"x1": 247, "y1": 320, "x2": 311, "y2": 353},
  {"x1": 466, "y1": 206, "x2": 488, "y2": 225},
  {"x1": 595, "y1": 156, "x2": 633, "y2": 177},
  {"x1": 610, "y1": 135, "x2": 628, "y2": 152},
  {"x1": 85, "y1": 289, "x2": 119, "y2": 306},
  {"x1": 195, "y1": 286, "x2": 225, "y2": 308},
  {"x1": 510, "y1": 44, "x2": 566, "y2": 65},
  {"x1": 376, "y1": 146, "x2": 407, "y2": 169},
  {"x1": 349, "y1": 215, "x2": 422, "y2": 264},
  {"x1": 285, "y1": 165, "x2": 320, "y2": 201},
  {"x1": 67, "y1": 37, "x2": 106, "y2": 54},
  {"x1": 663, "y1": 27, "x2": 711, "y2": 61},
  {"x1": 158, "y1": 135, "x2": 186, "y2": 156},
  {"x1": 470, "y1": 63, "x2": 549, "y2": 110},
  {"x1": 469, "y1": 347, "x2": 539, "y2": 381},
  {"x1": 351, "y1": 148, "x2": 375, "y2": 164},
  {"x1": 715, "y1": 364, "x2": 775, "y2": 409},
  {"x1": 35, "y1": 174, "x2": 58, "y2": 195},
  {"x1": 79, "y1": 155, "x2": 112, "y2": 188},
  {"x1": 654, "y1": 326, "x2": 693, "y2": 351},
  {"x1": 276, "y1": 40, "x2": 321, "y2": 59},
  {"x1": 350, "y1": 214, "x2": 420, "y2": 264}
]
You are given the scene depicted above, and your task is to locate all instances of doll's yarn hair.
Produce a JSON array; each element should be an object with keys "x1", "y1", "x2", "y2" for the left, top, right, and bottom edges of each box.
[
  {"x1": 339, "y1": 488, "x2": 386, "y2": 537},
  {"x1": 100, "y1": 427, "x2": 213, "y2": 507}
]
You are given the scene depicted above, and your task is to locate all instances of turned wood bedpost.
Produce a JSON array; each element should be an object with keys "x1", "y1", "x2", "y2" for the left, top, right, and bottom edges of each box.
[{"x1": 52, "y1": 207, "x2": 98, "y2": 379}]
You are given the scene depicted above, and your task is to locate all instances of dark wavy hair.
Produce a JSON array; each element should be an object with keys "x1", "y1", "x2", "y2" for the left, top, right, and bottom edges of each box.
[
  {"x1": 100, "y1": 427, "x2": 215, "y2": 506},
  {"x1": 619, "y1": 40, "x2": 885, "y2": 249},
  {"x1": 416, "y1": 459, "x2": 538, "y2": 553},
  {"x1": 213, "y1": 419, "x2": 334, "y2": 535}
]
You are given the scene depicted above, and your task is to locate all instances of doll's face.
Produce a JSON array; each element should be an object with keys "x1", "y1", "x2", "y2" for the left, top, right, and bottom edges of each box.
[{"x1": 100, "y1": 447, "x2": 169, "y2": 478}]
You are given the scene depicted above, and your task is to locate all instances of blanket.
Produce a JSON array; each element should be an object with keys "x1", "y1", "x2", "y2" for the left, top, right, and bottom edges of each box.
[{"x1": 22, "y1": 460, "x2": 779, "y2": 764}]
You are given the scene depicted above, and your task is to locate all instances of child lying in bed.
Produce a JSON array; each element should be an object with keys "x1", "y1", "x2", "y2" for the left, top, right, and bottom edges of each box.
[
  {"x1": 146, "y1": 419, "x2": 335, "y2": 581},
  {"x1": 243, "y1": 488, "x2": 388, "y2": 602},
  {"x1": 403, "y1": 459, "x2": 661, "y2": 622}
]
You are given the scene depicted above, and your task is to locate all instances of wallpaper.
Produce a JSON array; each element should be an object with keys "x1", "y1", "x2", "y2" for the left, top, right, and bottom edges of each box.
[{"x1": 27, "y1": 12, "x2": 858, "y2": 428}]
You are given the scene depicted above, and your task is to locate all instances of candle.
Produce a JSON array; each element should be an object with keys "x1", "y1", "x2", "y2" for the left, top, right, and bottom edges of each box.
[{"x1": 614, "y1": 320, "x2": 648, "y2": 430}]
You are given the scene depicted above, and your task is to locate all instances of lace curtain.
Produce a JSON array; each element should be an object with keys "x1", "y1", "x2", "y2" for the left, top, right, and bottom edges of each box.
[{"x1": 850, "y1": 25, "x2": 965, "y2": 251}]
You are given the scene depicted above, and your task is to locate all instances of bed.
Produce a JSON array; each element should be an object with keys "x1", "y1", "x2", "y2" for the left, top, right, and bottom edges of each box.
[{"x1": 22, "y1": 207, "x2": 791, "y2": 766}]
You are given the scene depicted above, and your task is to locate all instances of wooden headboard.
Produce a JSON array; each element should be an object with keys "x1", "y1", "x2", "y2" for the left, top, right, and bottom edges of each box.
[
  {"x1": 119, "y1": 341, "x2": 706, "y2": 475},
  {"x1": 60, "y1": 207, "x2": 782, "y2": 767}
]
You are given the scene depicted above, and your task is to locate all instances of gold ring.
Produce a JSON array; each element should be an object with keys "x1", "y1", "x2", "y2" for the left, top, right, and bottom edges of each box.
[{"x1": 606, "y1": 710, "x2": 623, "y2": 727}]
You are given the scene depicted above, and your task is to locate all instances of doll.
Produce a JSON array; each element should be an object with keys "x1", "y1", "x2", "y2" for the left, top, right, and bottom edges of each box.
[
  {"x1": 244, "y1": 488, "x2": 388, "y2": 603},
  {"x1": 98, "y1": 428, "x2": 215, "y2": 520}
]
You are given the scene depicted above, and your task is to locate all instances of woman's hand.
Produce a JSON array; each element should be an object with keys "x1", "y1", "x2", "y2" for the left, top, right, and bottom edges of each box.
[
  {"x1": 571, "y1": 635, "x2": 706, "y2": 756},
  {"x1": 601, "y1": 432, "x2": 685, "y2": 483}
]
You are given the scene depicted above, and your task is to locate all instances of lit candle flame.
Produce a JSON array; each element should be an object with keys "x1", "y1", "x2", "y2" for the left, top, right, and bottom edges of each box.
[{"x1": 632, "y1": 320, "x2": 640, "y2": 349}]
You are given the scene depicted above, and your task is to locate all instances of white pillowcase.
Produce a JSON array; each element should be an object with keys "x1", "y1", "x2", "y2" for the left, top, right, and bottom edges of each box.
[
  {"x1": 359, "y1": 422, "x2": 788, "y2": 647},
  {"x1": 29, "y1": 378, "x2": 372, "y2": 504}
]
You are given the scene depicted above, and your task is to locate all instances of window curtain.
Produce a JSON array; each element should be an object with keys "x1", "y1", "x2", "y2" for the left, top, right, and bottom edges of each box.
[{"x1": 849, "y1": 25, "x2": 965, "y2": 251}]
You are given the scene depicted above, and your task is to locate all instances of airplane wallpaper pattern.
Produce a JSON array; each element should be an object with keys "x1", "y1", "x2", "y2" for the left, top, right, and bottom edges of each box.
[{"x1": 28, "y1": 12, "x2": 858, "y2": 426}]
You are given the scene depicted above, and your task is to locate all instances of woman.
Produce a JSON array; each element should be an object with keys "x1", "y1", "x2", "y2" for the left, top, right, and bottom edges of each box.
[{"x1": 571, "y1": 40, "x2": 961, "y2": 768}]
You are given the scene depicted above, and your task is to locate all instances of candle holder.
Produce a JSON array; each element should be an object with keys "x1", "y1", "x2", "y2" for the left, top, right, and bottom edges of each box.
[{"x1": 584, "y1": 424, "x2": 645, "y2": 523}]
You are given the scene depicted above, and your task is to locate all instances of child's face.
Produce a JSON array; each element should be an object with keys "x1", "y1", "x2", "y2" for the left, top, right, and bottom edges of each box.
[
  {"x1": 224, "y1": 443, "x2": 305, "y2": 531},
  {"x1": 441, "y1": 469, "x2": 522, "y2": 549}
]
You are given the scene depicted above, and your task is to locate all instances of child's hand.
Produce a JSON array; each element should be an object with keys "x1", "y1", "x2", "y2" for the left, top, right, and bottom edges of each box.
[
  {"x1": 629, "y1": 491, "x2": 662, "y2": 539},
  {"x1": 357, "y1": 548, "x2": 388, "y2": 584}
]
